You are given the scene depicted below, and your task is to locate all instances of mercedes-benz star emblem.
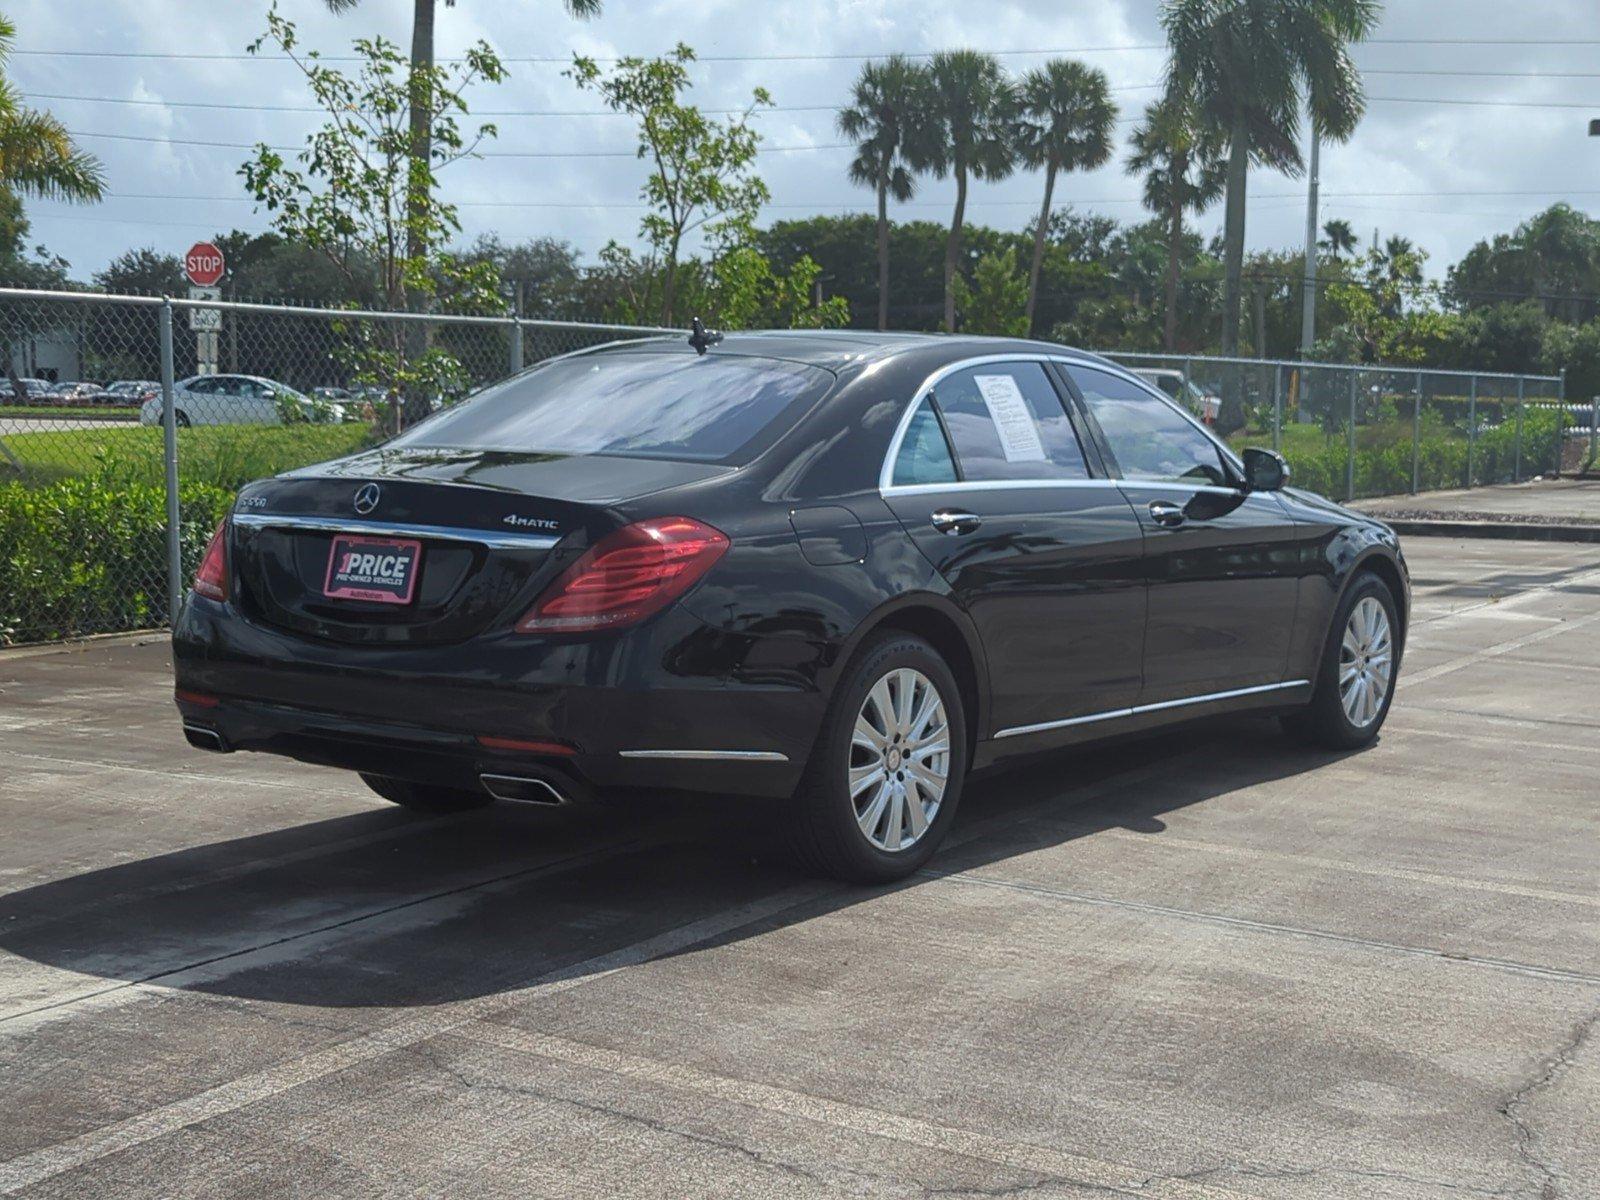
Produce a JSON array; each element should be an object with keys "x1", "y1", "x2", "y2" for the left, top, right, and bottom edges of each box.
[{"x1": 353, "y1": 483, "x2": 381, "y2": 515}]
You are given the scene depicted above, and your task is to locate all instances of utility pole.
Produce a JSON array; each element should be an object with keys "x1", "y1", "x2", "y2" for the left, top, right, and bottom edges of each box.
[{"x1": 1299, "y1": 126, "x2": 1320, "y2": 358}]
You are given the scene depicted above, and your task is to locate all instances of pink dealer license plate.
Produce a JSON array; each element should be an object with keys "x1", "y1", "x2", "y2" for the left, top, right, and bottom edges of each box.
[{"x1": 323, "y1": 535, "x2": 422, "y2": 605}]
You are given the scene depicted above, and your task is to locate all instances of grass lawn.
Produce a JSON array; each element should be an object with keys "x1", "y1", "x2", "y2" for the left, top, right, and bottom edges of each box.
[
  {"x1": 0, "y1": 406, "x2": 140, "y2": 420},
  {"x1": 0, "y1": 422, "x2": 372, "y2": 490}
]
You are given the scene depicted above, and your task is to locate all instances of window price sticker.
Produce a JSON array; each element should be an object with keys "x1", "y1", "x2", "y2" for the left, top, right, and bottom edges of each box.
[{"x1": 974, "y1": 373, "x2": 1047, "y2": 462}]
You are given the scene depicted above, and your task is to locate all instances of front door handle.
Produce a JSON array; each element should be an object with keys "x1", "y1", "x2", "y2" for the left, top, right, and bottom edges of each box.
[
  {"x1": 930, "y1": 509, "x2": 982, "y2": 536},
  {"x1": 1148, "y1": 500, "x2": 1186, "y2": 528}
]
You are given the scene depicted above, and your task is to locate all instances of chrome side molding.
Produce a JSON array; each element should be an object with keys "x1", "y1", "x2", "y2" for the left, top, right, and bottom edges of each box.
[
  {"x1": 618, "y1": 749, "x2": 790, "y2": 763},
  {"x1": 995, "y1": 680, "x2": 1312, "y2": 740}
]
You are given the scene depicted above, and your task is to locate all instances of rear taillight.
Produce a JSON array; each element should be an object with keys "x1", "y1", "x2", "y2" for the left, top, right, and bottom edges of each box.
[
  {"x1": 193, "y1": 519, "x2": 228, "y2": 601},
  {"x1": 516, "y1": 516, "x2": 729, "y2": 634}
]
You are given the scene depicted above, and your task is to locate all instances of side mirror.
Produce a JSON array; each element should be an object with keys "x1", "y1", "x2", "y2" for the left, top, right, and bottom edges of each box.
[{"x1": 1242, "y1": 447, "x2": 1290, "y2": 492}]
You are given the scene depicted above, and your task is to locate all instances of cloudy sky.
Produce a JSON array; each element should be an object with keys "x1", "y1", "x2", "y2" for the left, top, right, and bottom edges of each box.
[{"x1": 8, "y1": 0, "x2": 1600, "y2": 286}]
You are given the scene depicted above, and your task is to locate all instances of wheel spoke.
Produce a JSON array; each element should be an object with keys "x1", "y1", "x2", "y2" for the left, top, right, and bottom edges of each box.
[
  {"x1": 908, "y1": 688, "x2": 942, "y2": 742},
  {"x1": 852, "y1": 715, "x2": 887, "y2": 755},
  {"x1": 907, "y1": 758, "x2": 946, "y2": 796},
  {"x1": 882, "y1": 787, "x2": 905, "y2": 851},
  {"x1": 902, "y1": 780, "x2": 930, "y2": 838},
  {"x1": 892, "y1": 669, "x2": 917, "y2": 733},
  {"x1": 850, "y1": 763, "x2": 885, "y2": 799},
  {"x1": 857, "y1": 781, "x2": 890, "y2": 838}
]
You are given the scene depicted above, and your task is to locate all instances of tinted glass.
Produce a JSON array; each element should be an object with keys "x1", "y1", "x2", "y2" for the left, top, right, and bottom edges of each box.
[
  {"x1": 929, "y1": 363, "x2": 1088, "y2": 482},
  {"x1": 392, "y1": 351, "x2": 834, "y2": 464},
  {"x1": 1067, "y1": 366, "x2": 1229, "y2": 486},
  {"x1": 891, "y1": 400, "x2": 959, "y2": 485}
]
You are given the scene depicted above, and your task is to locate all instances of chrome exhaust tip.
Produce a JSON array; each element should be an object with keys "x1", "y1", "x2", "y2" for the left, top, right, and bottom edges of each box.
[
  {"x1": 479, "y1": 773, "x2": 571, "y2": 806},
  {"x1": 183, "y1": 723, "x2": 229, "y2": 753}
]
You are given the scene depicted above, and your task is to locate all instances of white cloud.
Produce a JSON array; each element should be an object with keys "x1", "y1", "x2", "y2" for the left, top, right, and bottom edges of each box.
[{"x1": 6, "y1": 0, "x2": 1600, "y2": 283}]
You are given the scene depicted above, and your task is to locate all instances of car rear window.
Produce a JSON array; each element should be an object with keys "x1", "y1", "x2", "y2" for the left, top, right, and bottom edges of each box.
[{"x1": 390, "y1": 350, "x2": 835, "y2": 464}]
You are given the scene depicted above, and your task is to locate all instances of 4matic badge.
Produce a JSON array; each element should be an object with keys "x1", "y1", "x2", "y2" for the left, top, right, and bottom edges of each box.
[{"x1": 503, "y1": 513, "x2": 560, "y2": 531}]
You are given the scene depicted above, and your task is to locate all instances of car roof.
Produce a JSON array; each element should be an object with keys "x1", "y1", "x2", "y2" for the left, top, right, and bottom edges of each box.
[{"x1": 585, "y1": 329, "x2": 1122, "y2": 374}]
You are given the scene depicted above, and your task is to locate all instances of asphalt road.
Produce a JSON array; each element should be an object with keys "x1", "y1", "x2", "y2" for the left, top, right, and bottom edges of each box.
[{"x1": 1, "y1": 536, "x2": 1597, "y2": 1199}]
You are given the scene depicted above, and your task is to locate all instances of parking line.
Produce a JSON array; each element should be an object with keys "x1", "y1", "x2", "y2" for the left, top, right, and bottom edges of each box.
[
  {"x1": 457, "y1": 1023, "x2": 1258, "y2": 1200},
  {"x1": 920, "y1": 870, "x2": 1600, "y2": 988}
]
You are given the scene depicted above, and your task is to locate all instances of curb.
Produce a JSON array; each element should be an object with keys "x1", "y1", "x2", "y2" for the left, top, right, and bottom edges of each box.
[
  {"x1": 1376, "y1": 518, "x2": 1600, "y2": 544},
  {"x1": 0, "y1": 629, "x2": 167, "y2": 661}
]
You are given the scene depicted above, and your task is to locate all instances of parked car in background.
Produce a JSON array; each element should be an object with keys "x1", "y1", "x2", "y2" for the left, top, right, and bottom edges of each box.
[
  {"x1": 1134, "y1": 368, "x2": 1222, "y2": 424},
  {"x1": 5, "y1": 377, "x2": 53, "y2": 403},
  {"x1": 138, "y1": 374, "x2": 333, "y2": 428},
  {"x1": 105, "y1": 380, "x2": 161, "y2": 405},
  {"x1": 46, "y1": 381, "x2": 108, "y2": 406},
  {"x1": 174, "y1": 331, "x2": 1409, "y2": 884}
]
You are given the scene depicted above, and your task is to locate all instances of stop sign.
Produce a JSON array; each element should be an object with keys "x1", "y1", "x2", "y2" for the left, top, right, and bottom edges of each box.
[{"x1": 184, "y1": 242, "x2": 225, "y2": 287}]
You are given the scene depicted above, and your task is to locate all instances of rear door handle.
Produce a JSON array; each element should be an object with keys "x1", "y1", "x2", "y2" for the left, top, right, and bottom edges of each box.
[
  {"x1": 1148, "y1": 500, "x2": 1186, "y2": 528},
  {"x1": 930, "y1": 509, "x2": 982, "y2": 536}
]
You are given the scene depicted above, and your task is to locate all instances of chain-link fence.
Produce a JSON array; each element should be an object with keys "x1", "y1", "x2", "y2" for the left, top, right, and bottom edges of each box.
[
  {"x1": 0, "y1": 286, "x2": 1580, "y2": 645},
  {"x1": 1103, "y1": 352, "x2": 1574, "y2": 501},
  {"x1": 0, "y1": 287, "x2": 673, "y2": 645}
]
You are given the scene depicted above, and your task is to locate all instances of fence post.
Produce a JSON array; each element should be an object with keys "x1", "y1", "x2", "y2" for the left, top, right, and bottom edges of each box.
[
  {"x1": 1514, "y1": 377, "x2": 1525, "y2": 483},
  {"x1": 1468, "y1": 376, "x2": 1477, "y2": 488},
  {"x1": 508, "y1": 289, "x2": 524, "y2": 376},
  {"x1": 1411, "y1": 370, "x2": 1423, "y2": 494},
  {"x1": 1555, "y1": 368, "x2": 1567, "y2": 478},
  {"x1": 1346, "y1": 371, "x2": 1357, "y2": 502},
  {"x1": 1591, "y1": 393, "x2": 1598, "y2": 471},
  {"x1": 1272, "y1": 364, "x2": 1282, "y2": 452},
  {"x1": 159, "y1": 299, "x2": 181, "y2": 628}
]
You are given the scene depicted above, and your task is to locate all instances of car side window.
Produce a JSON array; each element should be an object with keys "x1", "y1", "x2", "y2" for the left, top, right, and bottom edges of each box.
[
  {"x1": 890, "y1": 399, "x2": 959, "y2": 486},
  {"x1": 186, "y1": 378, "x2": 217, "y2": 395},
  {"x1": 929, "y1": 362, "x2": 1089, "y2": 482},
  {"x1": 1066, "y1": 366, "x2": 1229, "y2": 486}
]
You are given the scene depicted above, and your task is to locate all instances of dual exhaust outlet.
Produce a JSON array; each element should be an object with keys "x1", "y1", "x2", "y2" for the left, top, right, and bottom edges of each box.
[{"x1": 183, "y1": 722, "x2": 574, "y2": 807}]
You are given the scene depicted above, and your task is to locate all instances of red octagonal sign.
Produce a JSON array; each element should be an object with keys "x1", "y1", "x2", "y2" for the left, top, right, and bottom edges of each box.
[{"x1": 184, "y1": 242, "x2": 225, "y2": 287}]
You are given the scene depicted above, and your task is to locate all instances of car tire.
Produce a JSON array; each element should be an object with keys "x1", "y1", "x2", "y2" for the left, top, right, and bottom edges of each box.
[
  {"x1": 784, "y1": 631, "x2": 968, "y2": 884},
  {"x1": 1282, "y1": 570, "x2": 1400, "y2": 750},
  {"x1": 359, "y1": 772, "x2": 494, "y2": 813},
  {"x1": 174, "y1": 410, "x2": 191, "y2": 428}
]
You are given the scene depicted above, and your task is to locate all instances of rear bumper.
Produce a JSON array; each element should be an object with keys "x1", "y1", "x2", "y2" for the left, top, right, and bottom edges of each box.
[{"x1": 172, "y1": 597, "x2": 824, "y2": 800}]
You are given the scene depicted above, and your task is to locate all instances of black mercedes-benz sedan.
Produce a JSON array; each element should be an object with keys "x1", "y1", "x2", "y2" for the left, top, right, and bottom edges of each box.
[{"x1": 173, "y1": 331, "x2": 1408, "y2": 883}]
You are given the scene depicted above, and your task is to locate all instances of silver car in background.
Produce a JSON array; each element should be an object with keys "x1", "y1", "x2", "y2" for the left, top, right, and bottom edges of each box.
[{"x1": 137, "y1": 374, "x2": 338, "y2": 427}]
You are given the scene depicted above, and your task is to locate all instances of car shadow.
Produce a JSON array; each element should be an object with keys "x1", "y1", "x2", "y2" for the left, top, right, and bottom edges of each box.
[{"x1": 0, "y1": 716, "x2": 1360, "y2": 1015}]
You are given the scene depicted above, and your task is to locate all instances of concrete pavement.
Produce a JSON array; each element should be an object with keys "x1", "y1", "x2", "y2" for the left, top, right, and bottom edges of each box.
[{"x1": 1, "y1": 536, "x2": 1597, "y2": 1199}]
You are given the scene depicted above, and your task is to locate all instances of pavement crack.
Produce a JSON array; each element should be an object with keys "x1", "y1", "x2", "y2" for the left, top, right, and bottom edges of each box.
[{"x1": 1497, "y1": 1002, "x2": 1600, "y2": 1199}]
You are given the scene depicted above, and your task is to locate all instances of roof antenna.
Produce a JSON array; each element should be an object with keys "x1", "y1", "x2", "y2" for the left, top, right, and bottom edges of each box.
[{"x1": 688, "y1": 317, "x2": 722, "y2": 356}]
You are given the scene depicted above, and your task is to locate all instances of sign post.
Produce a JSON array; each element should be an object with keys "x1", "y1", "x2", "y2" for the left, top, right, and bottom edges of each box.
[{"x1": 184, "y1": 242, "x2": 225, "y2": 375}]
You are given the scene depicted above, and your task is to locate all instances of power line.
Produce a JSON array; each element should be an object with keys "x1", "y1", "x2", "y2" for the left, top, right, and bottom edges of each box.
[
  {"x1": 16, "y1": 38, "x2": 1600, "y2": 64},
  {"x1": 63, "y1": 128, "x2": 856, "y2": 156}
]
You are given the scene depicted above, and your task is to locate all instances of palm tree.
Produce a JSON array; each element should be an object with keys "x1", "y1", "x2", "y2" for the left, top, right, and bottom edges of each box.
[
  {"x1": 1014, "y1": 60, "x2": 1118, "y2": 334},
  {"x1": 324, "y1": 0, "x2": 601, "y2": 277},
  {"x1": 1162, "y1": 0, "x2": 1378, "y2": 393},
  {"x1": 1318, "y1": 217, "x2": 1357, "y2": 261},
  {"x1": 0, "y1": 17, "x2": 103, "y2": 204},
  {"x1": 838, "y1": 57, "x2": 928, "y2": 331},
  {"x1": 1126, "y1": 93, "x2": 1224, "y2": 351},
  {"x1": 919, "y1": 51, "x2": 1019, "y2": 333}
]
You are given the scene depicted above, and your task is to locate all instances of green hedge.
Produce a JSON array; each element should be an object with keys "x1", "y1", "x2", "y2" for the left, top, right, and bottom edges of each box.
[
  {"x1": 0, "y1": 476, "x2": 234, "y2": 645},
  {"x1": 1233, "y1": 408, "x2": 1567, "y2": 499}
]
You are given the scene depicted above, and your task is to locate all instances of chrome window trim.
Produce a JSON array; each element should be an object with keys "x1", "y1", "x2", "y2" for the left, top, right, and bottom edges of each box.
[
  {"x1": 993, "y1": 679, "x2": 1311, "y2": 740},
  {"x1": 618, "y1": 749, "x2": 790, "y2": 762},
  {"x1": 230, "y1": 512, "x2": 561, "y2": 551},
  {"x1": 878, "y1": 353, "x2": 1103, "y2": 496},
  {"x1": 877, "y1": 351, "x2": 1249, "y2": 498}
]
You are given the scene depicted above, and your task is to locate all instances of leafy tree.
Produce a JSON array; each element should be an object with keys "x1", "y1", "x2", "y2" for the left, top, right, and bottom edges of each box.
[
  {"x1": 953, "y1": 247, "x2": 1029, "y2": 336},
  {"x1": 242, "y1": 5, "x2": 508, "y2": 423},
  {"x1": 920, "y1": 51, "x2": 1019, "y2": 332},
  {"x1": 1319, "y1": 218, "x2": 1357, "y2": 260},
  {"x1": 1163, "y1": 0, "x2": 1378, "y2": 422},
  {"x1": 1447, "y1": 203, "x2": 1600, "y2": 322},
  {"x1": 1127, "y1": 92, "x2": 1225, "y2": 350},
  {"x1": 1015, "y1": 60, "x2": 1117, "y2": 333},
  {"x1": 321, "y1": 0, "x2": 599, "y2": 299},
  {"x1": 837, "y1": 56, "x2": 928, "y2": 331},
  {"x1": 0, "y1": 186, "x2": 68, "y2": 288},
  {"x1": 571, "y1": 44, "x2": 770, "y2": 326},
  {"x1": 0, "y1": 16, "x2": 103, "y2": 205},
  {"x1": 94, "y1": 248, "x2": 185, "y2": 296},
  {"x1": 450, "y1": 233, "x2": 583, "y2": 318}
]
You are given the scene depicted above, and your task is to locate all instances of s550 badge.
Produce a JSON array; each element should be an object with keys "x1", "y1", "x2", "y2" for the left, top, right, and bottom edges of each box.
[{"x1": 503, "y1": 514, "x2": 559, "y2": 530}]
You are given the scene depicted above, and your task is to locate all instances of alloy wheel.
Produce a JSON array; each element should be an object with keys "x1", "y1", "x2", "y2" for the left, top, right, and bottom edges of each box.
[
  {"x1": 849, "y1": 667, "x2": 950, "y2": 852},
  {"x1": 1339, "y1": 595, "x2": 1394, "y2": 729}
]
